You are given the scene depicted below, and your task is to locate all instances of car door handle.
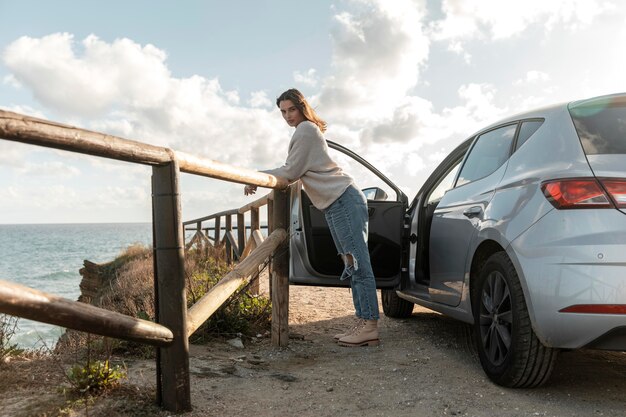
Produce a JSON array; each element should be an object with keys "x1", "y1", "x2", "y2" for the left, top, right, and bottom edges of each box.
[
  {"x1": 368, "y1": 207, "x2": 375, "y2": 217},
  {"x1": 463, "y1": 206, "x2": 482, "y2": 218}
]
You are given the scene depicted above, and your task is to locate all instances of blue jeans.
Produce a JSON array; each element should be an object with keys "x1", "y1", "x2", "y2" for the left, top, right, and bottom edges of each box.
[{"x1": 323, "y1": 185, "x2": 380, "y2": 320}]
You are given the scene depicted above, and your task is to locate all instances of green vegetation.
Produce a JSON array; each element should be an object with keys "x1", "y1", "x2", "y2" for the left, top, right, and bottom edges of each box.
[
  {"x1": 0, "y1": 314, "x2": 23, "y2": 362},
  {"x1": 185, "y1": 249, "x2": 272, "y2": 343},
  {"x1": 66, "y1": 359, "x2": 126, "y2": 395}
]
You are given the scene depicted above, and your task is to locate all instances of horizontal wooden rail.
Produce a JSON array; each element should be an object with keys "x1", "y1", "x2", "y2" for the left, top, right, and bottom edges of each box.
[
  {"x1": 182, "y1": 208, "x2": 240, "y2": 226},
  {"x1": 184, "y1": 225, "x2": 268, "y2": 231},
  {"x1": 0, "y1": 110, "x2": 289, "y2": 189},
  {"x1": 0, "y1": 279, "x2": 173, "y2": 347},
  {"x1": 176, "y1": 153, "x2": 288, "y2": 189},
  {"x1": 238, "y1": 194, "x2": 271, "y2": 214},
  {"x1": 186, "y1": 228, "x2": 287, "y2": 337}
]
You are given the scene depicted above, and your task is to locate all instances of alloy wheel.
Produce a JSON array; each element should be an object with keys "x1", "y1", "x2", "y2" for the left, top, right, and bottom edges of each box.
[{"x1": 479, "y1": 270, "x2": 513, "y2": 366}]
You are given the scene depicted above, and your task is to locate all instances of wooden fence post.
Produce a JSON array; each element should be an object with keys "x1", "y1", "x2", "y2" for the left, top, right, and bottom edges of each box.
[
  {"x1": 266, "y1": 197, "x2": 274, "y2": 297},
  {"x1": 270, "y1": 188, "x2": 289, "y2": 347},
  {"x1": 249, "y1": 207, "x2": 261, "y2": 294},
  {"x1": 225, "y1": 214, "x2": 232, "y2": 264},
  {"x1": 214, "y1": 216, "x2": 221, "y2": 245},
  {"x1": 152, "y1": 161, "x2": 191, "y2": 412},
  {"x1": 267, "y1": 196, "x2": 274, "y2": 234},
  {"x1": 237, "y1": 213, "x2": 245, "y2": 258}
]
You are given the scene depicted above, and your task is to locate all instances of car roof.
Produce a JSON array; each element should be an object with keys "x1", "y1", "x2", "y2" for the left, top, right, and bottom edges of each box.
[{"x1": 467, "y1": 92, "x2": 626, "y2": 138}]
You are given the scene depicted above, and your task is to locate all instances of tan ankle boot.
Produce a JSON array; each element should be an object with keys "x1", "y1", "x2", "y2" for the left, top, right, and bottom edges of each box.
[
  {"x1": 337, "y1": 319, "x2": 379, "y2": 347},
  {"x1": 333, "y1": 320, "x2": 363, "y2": 340}
]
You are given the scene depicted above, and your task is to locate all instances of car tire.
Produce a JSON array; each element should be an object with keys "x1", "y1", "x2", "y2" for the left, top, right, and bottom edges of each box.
[
  {"x1": 382, "y1": 289, "x2": 414, "y2": 318},
  {"x1": 473, "y1": 252, "x2": 558, "y2": 387}
]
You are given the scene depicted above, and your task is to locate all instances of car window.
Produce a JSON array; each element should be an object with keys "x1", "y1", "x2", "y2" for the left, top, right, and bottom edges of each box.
[
  {"x1": 329, "y1": 148, "x2": 396, "y2": 201},
  {"x1": 515, "y1": 120, "x2": 543, "y2": 151},
  {"x1": 456, "y1": 124, "x2": 517, "y2": 186},
  {"x1": 427, "y1": 162, "x2": 461, "y2": 204},
  {"x1": 569, "y1": 102, "x2": 626, "y2": 155}
]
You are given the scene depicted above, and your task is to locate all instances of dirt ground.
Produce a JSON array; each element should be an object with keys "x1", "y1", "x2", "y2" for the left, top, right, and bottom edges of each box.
[{"x1": 1, "y1": 284, "x2": 625, "y2": 417}]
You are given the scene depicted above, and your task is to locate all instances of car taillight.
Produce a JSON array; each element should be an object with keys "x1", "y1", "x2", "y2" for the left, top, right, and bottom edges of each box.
[
  {"x1": 542, "y1": 179, "x2": 612, "y2": 209},
  {"x1": 602, "y1": 179, "x2": 626, "y2": 208},
  {"x1": 541, "y1": 178, "x2": 626, "y2": 209}
]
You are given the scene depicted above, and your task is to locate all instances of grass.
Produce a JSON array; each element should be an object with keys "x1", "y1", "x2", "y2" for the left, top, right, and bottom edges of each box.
[
  {"x1": 185, "y1": 248, "x2": 272, "y2": 342},
  {"x1": 0, "y1": 314, "x2": 23, "y2": 362}
]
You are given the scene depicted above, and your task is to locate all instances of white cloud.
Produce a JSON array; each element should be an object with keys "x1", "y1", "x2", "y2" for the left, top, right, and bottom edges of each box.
[
  {"x1": 0, "y1": 143, "x2": 26, "y2": 167},
  {"x1": 248, "y1": 90, "x2": 272, "y2": 108},
  {"x1": 89, "y1": 185, "x2": 149, "y2": 207},
  {"x1": 454, "y1": 83, "x2": 506, "y2": 126},
  {"x1": 357, "y1": 82, "x2": 505, "y2": 150},
  {"x1": 0, "y1": 183, "x2": 152, "y2": 224},
  {"x1": 0, "y1": 184, "x2": 81, "y2": 209},
  {"x1": 2, "y1": 74, "x2": 21, "y2": 88},
  {"x1": 319, "y1": 0, "x2": 430, "y2": 123},
  {"x1": 433, "y1": 0, "x2": 614, "y2": 40},
  {"x1": 2, "y1": 33, "x2": 291, "y2": 171},
  {"x1": 18, "y1": 161, "x2": 80, "y2": 178},
  {"x1": 514, "y1": 70, "x2": 551, "y2": 85},
  {"x1": 3, "y1": 33, "x2": 171, "y2": 116},
  {"x1": 431, "y1": 0, "x2": 615, "y2": 53},
  {"x1": 360, "y1": 96, "x2": 436, "y2": 144},
  {"x1": 293, "y1": 69, "x2": 319, "y2": 87},
  {"x1": 1, "y1": 104, "x2": 47, "y2": 119}
]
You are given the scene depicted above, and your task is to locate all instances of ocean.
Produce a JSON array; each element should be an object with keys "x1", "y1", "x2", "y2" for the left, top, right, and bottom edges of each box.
[{"x1": 0, "y1": 223, "x2": 154, "y2": 349}]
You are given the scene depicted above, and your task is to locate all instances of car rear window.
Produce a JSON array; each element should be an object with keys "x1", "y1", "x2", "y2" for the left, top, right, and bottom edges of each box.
[{"x1": 569, "y1": 100, "x2": 626, "y2": 155}]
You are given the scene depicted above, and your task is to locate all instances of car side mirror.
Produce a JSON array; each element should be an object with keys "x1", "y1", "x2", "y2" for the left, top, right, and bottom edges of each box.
[{"x1": 362, "y1": 187, "x2": 388, "y2": 201}]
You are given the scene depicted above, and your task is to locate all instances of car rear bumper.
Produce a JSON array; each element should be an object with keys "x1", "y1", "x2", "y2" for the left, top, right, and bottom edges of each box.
[
  {"x1": 583, "y1": 326, "x2": 626, "y2": 350},
  {"x1": 510, "y1": 208, "x2": 626, "y2": 350}
]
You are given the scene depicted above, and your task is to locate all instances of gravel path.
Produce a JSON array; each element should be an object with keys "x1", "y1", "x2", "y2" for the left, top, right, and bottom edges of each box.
[
  {"x1": 124, "y1": 285, "x2": 626, "y2": 417},
  {"x1": 2, "y1": 284, "x2": 623, "y2": 416}
]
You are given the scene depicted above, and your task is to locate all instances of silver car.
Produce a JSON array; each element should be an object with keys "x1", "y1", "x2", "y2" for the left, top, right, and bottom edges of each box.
[{"x1": 288, "y1": 92, "x2": 626, "y2": 387}]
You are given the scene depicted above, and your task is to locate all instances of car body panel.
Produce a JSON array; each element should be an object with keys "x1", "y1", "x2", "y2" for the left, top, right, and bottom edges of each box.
[
  {"x1": 510, "y1": 208, "x2": 626, "y2": 347},
  {"x1": 429, "y1": 168, "x2": 501, "y2": 306},
  {"x1": 290, "y1": 93, "x2": 626, "y2": 352}
]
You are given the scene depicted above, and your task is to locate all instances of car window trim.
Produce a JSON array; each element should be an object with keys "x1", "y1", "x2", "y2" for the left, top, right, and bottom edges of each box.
[
  {"x1": 511, "y1": 118, "x2": 545, "y2": 152},
  {"x1": 326, "y1": 139, "x2": 407, "y2": 204},
  {"x1": 408, "y1": 137, "x2": 473, "y2": 212}
]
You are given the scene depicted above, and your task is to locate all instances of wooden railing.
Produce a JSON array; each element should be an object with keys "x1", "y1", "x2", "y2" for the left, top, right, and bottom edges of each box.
[
  {"x1": 0, "y1": 109, "x2": 291, "y2": 412},
  {"x1": 183, "y1": 192, "x2": 272, "y2": 292}
]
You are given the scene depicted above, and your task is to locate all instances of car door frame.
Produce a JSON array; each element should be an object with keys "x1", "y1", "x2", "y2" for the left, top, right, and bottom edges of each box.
[
  {"x1": 406, "y1": 138, "x2": 473, "y2": 291},
  {"x1": 427, "y1": 123, "x2": 520, "y2": 306},
  {"x1": 288, "y1": 140, "x2": 408, "y2": 288}
]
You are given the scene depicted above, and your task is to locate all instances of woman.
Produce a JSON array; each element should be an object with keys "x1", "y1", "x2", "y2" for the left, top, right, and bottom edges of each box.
[{"x1": 244, "y1": 88, "x2": 379, "y2": 347}]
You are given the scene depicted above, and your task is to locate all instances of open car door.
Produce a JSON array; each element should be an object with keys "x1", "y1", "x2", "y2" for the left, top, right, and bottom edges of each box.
[{"x1": 289, "y1": 141, "x2": 407, "y2": 288}]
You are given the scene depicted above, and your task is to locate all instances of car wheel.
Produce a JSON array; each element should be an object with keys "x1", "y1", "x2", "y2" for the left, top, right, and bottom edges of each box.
[
  {"x1": 473, "y1": 252, "x2": 558, "y2": 387},
  {"x1": 382, "y1": 289, "x2": 414, "y2": 318}
]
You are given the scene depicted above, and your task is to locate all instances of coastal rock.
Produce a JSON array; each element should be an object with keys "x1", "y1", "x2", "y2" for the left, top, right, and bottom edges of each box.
[{"x1": 55, "y1": 246, "x2": 154, "y2": 352}]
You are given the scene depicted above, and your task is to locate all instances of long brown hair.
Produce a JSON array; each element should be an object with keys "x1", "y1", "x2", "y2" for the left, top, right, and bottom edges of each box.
[{"x1": 276, "y1": 88, "x2": 327, "y2": 133}]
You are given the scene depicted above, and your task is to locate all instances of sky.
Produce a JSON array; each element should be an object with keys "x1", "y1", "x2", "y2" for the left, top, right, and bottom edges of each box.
[{"x1": 1, "y1": 0, "x2": 625, "y2": 224}]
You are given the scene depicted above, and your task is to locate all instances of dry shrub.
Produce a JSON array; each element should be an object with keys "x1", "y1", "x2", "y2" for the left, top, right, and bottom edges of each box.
[
  {"x1": 58, "y1": 242, "x2": 271, "y2": 355},
  {"x1": 100, "y1": 252, "x2": 155, "y2": 321}
]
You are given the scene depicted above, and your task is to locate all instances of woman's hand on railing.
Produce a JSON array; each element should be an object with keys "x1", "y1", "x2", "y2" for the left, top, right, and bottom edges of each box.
[{"x1": 244, "y1": 184, "x2": 257, "y2": 195}]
